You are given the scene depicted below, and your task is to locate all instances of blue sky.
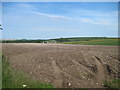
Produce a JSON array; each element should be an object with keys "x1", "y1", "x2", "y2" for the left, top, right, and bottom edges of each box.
[{"x1": 2, "y1": 2, "x2": 118, "y2": 39}]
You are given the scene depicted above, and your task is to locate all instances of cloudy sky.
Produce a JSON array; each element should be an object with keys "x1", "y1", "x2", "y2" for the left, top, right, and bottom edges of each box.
[{"x1": 2, "y1": 2, "x2": 118, "y2": 39}]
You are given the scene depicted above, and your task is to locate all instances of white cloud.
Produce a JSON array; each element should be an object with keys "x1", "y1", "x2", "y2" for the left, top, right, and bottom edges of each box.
[
  {"x1": 16, "y1": 3, "x2": 118, "y2": 26},
  {"x1": 5, "y1": 3, "x2": 118, "y2": 27},
  {"x1": 31, "y1": 11, "x2": 69, "y2": 19},
  {"x1": 31, "y1": 10, "x2": 117, "y2": 26},
  {"x1": 31, "y1": 11, "x2": 73, "y2": 20},
  {"x1": 70, "y1": 9, "x2": 117, "y2": 18}
]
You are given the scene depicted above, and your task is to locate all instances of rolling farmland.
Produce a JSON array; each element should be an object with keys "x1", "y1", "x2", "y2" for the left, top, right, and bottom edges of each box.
[
  {"x1": 63, "y1": 39, "x2": 120, "y2": 46},
  {"x1": 2, "y1": 43, "x2": 120, "y2": 88}
]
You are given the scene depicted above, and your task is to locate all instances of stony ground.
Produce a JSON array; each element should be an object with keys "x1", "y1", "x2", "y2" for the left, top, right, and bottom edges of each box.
[{"x1": 2, "y1": 43, "x2": 120, "y2": 88}]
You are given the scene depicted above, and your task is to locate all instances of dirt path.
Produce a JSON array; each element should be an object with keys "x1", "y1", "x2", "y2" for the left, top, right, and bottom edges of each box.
[
  {"x1": 93, "y1": 56, "x2": 105, "y2": 87},
  {"x1": 51, "y1": 59, "x2": 63, "y2": 88}
]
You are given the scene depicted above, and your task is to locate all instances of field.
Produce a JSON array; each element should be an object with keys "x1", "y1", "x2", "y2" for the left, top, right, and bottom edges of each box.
[
  {"x1": 2, "y1": 43, "x2": 120, "y2": 88},
  {"x1": 62, "y1": 39, "x2": 120, "y2": 46},
  {"x1": 2, "y1": 37, "x2": 119, "y2": 46},
  {"x1": 2, "y1": 55, "x2": 53, "y2": 88}
]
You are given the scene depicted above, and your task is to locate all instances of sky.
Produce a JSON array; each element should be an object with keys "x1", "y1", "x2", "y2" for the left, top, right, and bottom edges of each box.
[{"x1": 2, "y1": 2, "x2": 118, "y2": 39}]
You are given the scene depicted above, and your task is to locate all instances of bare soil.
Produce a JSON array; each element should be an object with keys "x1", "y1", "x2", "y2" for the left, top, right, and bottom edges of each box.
[{"x1": 2, "y1": 43, "x2": 120, "y2": 88}]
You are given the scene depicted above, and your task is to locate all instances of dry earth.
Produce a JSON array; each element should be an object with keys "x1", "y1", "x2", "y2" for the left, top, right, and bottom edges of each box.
[{"x1": 2, "y1": 43, "x2": 120, "y2": 88}]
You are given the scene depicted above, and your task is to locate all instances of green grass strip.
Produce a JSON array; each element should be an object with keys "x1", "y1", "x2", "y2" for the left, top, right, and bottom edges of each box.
[{"x1": 2, "y1": 55, "x2": 53, "y2": 88}]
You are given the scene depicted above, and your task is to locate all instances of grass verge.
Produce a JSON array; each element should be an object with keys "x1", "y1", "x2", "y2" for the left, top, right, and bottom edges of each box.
[
  {"x1": 2, "y1": 55, "x2": 53, "y2": 88},
  {"x1": 103, "y1": 79, "x2": 120, "y2": 88}
]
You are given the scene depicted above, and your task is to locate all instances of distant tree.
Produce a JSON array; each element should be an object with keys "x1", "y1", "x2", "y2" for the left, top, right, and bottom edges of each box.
[
  {"x1": 0, "y1": 24, "x2": 3, "y2": 30},
  {"x1": 86, "y1": 39, "x2": 90, "y2": 41},
  {"x1": 58, "y1": 38, "x2": 69, "y2": 42}
]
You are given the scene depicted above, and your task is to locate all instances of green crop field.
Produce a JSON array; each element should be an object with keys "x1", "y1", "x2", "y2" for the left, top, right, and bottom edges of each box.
[
  {"x1": 1, "y1": 37, "x2": 120, "y2": 46},
  {"x1": 62, "y1": 39, "x2": 120, "y2": 46}
]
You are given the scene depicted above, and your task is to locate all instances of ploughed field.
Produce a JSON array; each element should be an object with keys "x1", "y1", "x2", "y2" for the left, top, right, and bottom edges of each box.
[{"x1": 2, "y1": 43, "x2": 119, "y2": 88}]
